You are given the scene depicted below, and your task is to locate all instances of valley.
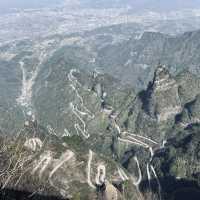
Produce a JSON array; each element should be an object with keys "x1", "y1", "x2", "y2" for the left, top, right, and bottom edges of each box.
[{"x1": 1, "y1": 1, "x2": 200, "y2": 200}]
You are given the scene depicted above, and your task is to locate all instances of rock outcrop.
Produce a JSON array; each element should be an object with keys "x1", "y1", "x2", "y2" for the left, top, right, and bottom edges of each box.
[{"x1": 144, "y1": 65, "x2": 182, "y2": 122}]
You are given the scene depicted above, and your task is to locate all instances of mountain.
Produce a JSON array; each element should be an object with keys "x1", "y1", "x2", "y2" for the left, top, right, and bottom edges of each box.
[
  {"x1": 1, "y1": 24, "x2": 200, "y2": 199},
  {"x1": 0, "y1": 60, "x2": 200, "y2": 199},
  {"x1": 1, "y1": 0, "x2": 200, "y2": 199},
  {"x1": 95, "y1": 29, "x2": 200, "y2": 90},
  {"x1": 141, "y1": 65, "x2": 182, "y2": 122},
  {"x1": 3, "y1": 28, "x2": 200, "y2": 133}
]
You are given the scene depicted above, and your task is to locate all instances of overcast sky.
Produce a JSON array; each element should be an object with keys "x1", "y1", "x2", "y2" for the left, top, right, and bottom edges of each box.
[
  {"x1": 0, "y1": 0, "x2": 62, "y2": 7},
  {"x1": 1, "y1": 0, "x2": 200, "y2": 13},
  {"x1": 81, "y1": 0, "x2": 200, "y2": 10},
  {"x1": 0, "y1": 0, "x2": 62, "y2": 13}
]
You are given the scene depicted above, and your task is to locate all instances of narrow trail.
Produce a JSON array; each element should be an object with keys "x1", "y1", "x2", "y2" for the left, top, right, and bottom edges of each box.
[
  {"x1": 146, "y1": 163, "x2": 151, "y2": 187},
  {"x1": 146, "y1": 147, "x2": 162, "y2": 199},
  {"x1": 150, "y1": 165, "x2": 162, "y2": 200},
  {"x1": 87, "y1": 150, "x2": 96, "y2": 189},
  {"x1": 117, "y1": 167, "x2": 129, "y2": 181},
  {"x1": 68, "y1": 69, "x2": 95, "y2": 139},
  {"x1": 49, "y1": 150, "x2": 74, "y2": 188},
  {"x1": 69, "y1": 83, "x2": 94, "y2": 119},
  {"x1": 162, "y1": 140, "x2": 167, "y2": 148},
  {"x1": 126, "y1": 132, "x2": 158, "y2": 145},
  {"x1": 95, "y1": 164, "x2": 106, "y2": 185},
  {"x1": 32, "y1": 151, "x2": 52, "y2": 176},
  {"x1": 118, "y1": 138, "x2": 148, "y2": 148},
  {"x1": 113, "y1": 121, "x2": 121, "y2": 135},
  {"x1": 70, "y1": 102, "x2": 90, "y2": 138},
  {"x1": 126, "y1": 135, "x2": 150, "y2": 147},
  {"x1": 149, "y1": 147, "x2": 154, "y2": 161},
  {"x1": 38, "y1": 158, "x2": 52, "y2": 179},
  {"x1": 68, "y1": 70, "x2": 94, "y2": 119},
  {"x1": 132, "y1": 156, "x2": 142, "y2": 186}
]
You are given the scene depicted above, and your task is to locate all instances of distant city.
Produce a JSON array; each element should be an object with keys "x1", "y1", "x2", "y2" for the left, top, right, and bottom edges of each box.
[{"x1": 2, "y1": 0, "x2": 200, "y2": 45}]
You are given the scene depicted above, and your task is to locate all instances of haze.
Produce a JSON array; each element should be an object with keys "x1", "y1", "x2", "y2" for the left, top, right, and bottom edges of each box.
[
  {"x1": 0, "y1": 0, "x2": 62, "y2": 13},
  {"x1": 1, "y1": 0, "x2": 200, "y2": 13}
]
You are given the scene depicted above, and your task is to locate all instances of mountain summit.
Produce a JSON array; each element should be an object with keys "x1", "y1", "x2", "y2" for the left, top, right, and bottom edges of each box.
[{"x1": 143, "y1": 65, "x2": 182, "y2": 122}]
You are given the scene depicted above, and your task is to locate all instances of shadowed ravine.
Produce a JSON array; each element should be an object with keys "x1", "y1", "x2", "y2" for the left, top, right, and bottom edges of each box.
[
  {"x1": 0, "y1": 188, "x2": 68, "y2": 200},
  {"x1": 140, "y1": 177, "x2": 200, "y2": 200}
]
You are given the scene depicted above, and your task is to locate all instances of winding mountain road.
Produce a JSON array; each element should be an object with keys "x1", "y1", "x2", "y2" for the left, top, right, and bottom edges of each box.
[{"x1": 68, "y1": 69, "x2": 95, "y2": 138}]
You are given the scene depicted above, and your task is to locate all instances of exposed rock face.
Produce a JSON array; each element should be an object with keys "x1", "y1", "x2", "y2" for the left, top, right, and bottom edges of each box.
[
  {"x1": 114, "y1": 65, "x2": 188, "y2": 143},
  {"x1": 176, "y1": 94, "x2": 200, "y2": 128},
  {"x1": 176, "y1": 71, "x2": 200, "y2": 105},
  {"x1": 145, "y1": 65, "x2": 182, "y2": 122}
]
